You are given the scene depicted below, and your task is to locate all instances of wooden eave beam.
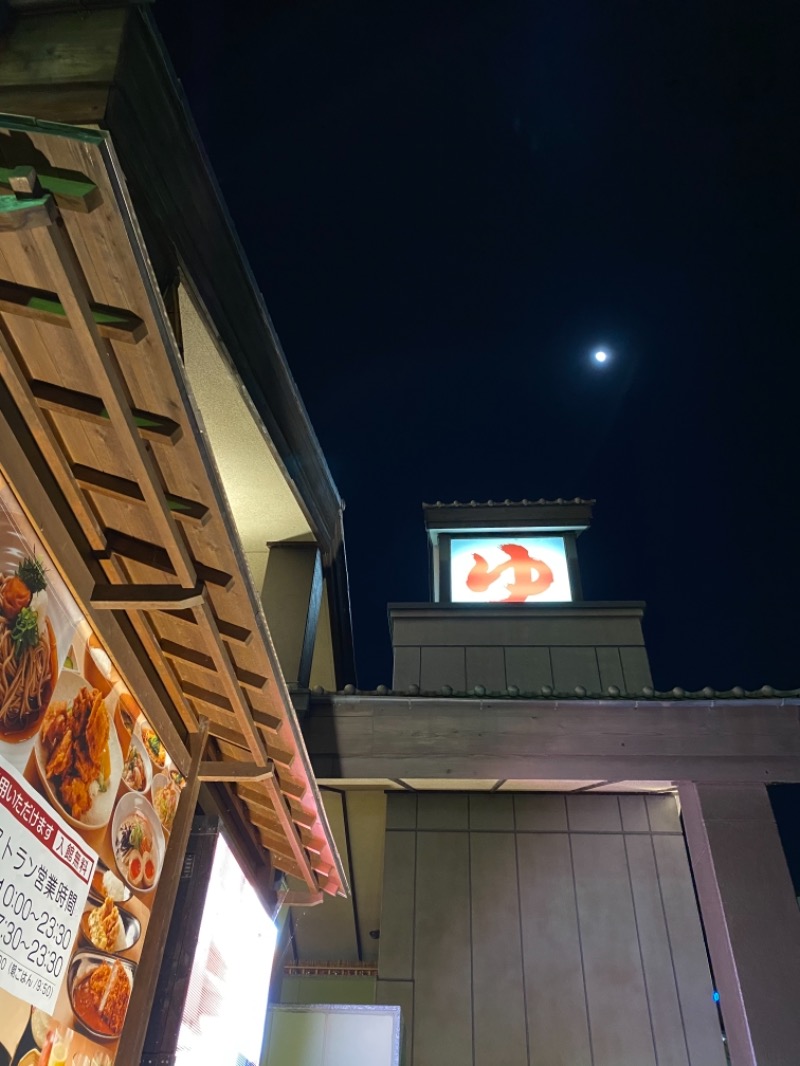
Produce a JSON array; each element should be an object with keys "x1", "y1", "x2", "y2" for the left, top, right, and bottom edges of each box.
[
  {"x1": 99, "y1": 529, "x2": 233, "y2": 591},
  {"x1": 91, "y1": 583, "x2": 205, "y2": 610},
  {"x1": 0, "y1": 278, "x2": 146, "y2": 342},
  {"x1": 0, "y1": 165, "x2": 102, "y2": 213},
  {"x1": 198, "y1": 760, "x2": 274, "y2": 783},
  {"x1": 30, "y1": 379, "x2": 182, "y2": 444},
  {"x1": 74, "y1": 464, "x2": 209, "y2": 526},
  {"x1": 159, "y1": 636, "x2": 267, "y2": 692},
  {"x1": 26, "y1": 201, "x2": 197, "y2": 587}
]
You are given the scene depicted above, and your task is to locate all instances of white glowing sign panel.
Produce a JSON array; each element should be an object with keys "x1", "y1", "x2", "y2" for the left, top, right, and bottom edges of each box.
[{"x1": 450, "y1": 536, "x2": 573, "y2": 603}]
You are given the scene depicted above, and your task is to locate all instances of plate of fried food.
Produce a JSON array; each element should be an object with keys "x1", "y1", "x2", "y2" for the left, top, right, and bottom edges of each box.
[
  {"x1": 68, "y1": 952, "x2": 135, "y2": 1041},
  {"x1": 80, "y1": 896, "x2": 141, "y2": 954},
  {"x1": 35, "y1": 670, "x2": 123, "y2": 831}
]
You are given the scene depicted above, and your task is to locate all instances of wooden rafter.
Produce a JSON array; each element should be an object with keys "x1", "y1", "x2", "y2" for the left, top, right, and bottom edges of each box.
[
  {"x1": 0, "y1": 159, "x2": 344, "y2": 897},
  {"x1": 0, "y1": 162, "x2": 343, "y2": 899}
]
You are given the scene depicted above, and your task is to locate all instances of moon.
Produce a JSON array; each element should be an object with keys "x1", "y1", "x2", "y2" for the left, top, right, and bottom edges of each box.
[{"x1": 593, "y1": 350, "x2": 608, "y2": 364}]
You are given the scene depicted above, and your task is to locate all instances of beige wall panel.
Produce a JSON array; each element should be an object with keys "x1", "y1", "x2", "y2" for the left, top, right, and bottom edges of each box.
[
  {"x1": 567, "y1": 793, "x2": 622, "y2": 832},
  {"x1": 386, "y1": 793, "x2": 418, "y2": 830},
  {"x1": 652, "y1": 835, "x2": 727, "y2": 1066},
  {"x1": 379, "y1": 831, "x2": 417, "y2": 980},
  {"x1": 392, "y1": 614, "x2": 646, "y2": 648},
  {"x1": 504, "y1": 646, "x2": 553, "y2": 691},
  {"x1": 597, "y1": 646, "x2": 626, "y2": 690},
  {"x1": 647, "y1": 794, "x2": 682, "y2": 833},
  {"x1": 571, "y1": 833, "x2": 656, "y2": 1066},
  {"x1": 469, "y1": 793, "x2": 514, "y2": 831},
  {"x1": 413, "y1": 832, "x2": 472, "y2": 1066},
  {"x1": 417, "y1": 793, "x2": 468, "y2": 831},
  {"x1": 517, "y1": 833, "x2": 592, "y2": 1066},
  {"x1": 347, "y1": 791, "x2": 388, "y2": 964},
  {"x1": 514, "y1": 793, "x2": 568, "y2": 830},
  {"x1": 465, "y1": 645, "x2": 506, "y2": 690},
  {"x1": 619, "y1": 794, "x2": 650, "y2": 832},
  {"x1": 376, "y1": 981, "x2": 414, "y2": 1066},
  {"x1": 625, "y1": 835, "x2": 690, "y2": 1066},
  {"x1": 620, "y1": 645, "x2": 653, "y2": 690},
  {"x1": 551, "y1": 646, "x2": 602, "y2": 693},
  {"x1": 393, "y1": 646, "x2": 421, "y2": 690},
  {"x1": 419, "y1": 646, "x2": 466, "y2": 691},
  {"x1": 471, "y1": 833, "x2": 528, "y2": 1066}
]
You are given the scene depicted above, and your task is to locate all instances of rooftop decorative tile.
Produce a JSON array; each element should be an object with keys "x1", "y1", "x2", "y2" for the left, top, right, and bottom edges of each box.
[{"x1": 311, "y1": 684, "x2": 800, "y2": 702}]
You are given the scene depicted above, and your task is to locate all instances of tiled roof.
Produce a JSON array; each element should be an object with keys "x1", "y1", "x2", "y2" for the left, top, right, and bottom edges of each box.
[
  {"x1": 311, "y1": 684, "x2": 800, "y2": 701},
  {"x1": 423, "y1": 498, "x2": 596, "y2": 508}
]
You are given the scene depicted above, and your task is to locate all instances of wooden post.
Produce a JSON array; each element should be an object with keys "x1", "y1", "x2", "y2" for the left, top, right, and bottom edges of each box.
[{"x1": 115, "y1": 716, "x2": 209, "y2": 1066}]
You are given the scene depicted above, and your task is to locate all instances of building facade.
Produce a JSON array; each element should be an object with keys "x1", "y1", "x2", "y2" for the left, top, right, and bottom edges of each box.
[{"x1": 276, "y1": 500, "x2": 800, "y2": 1066}]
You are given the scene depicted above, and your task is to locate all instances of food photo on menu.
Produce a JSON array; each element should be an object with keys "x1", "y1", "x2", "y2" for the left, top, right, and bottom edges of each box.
[{"x1": 0, "y1": 477, "x2": 184, "y2": 1065}]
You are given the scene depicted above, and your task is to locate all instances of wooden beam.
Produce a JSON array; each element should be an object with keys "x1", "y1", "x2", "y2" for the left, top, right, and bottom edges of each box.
[
  {"x1": 0, "y1": 165, "x2": 102, "y2": 213},
  {"x1": 100, "y1": 529, "x2": 233, "y2": 591},
  {"x1": 249, "y1": 708, "x2": 283, "y2": 735},
  {"x1": 0, "y1": 278, "x2": 146, "y2": 342},
  {"x1": 159, "y1": 636, "x2": 267, "y2": 692},
  {"x1": 73, "y1": 463, "x2": 209, "y2": 526},
  {"x1": 179, "y1": 678, "x2": 233, "y2": 713},
  {"x1": 0, "y1": 191, "x2": 57, "y2": 231},
  {"x1": 260, "y1": 773, "x2": 317, "y2": 888},
  {"x1": 31, "y1": 209, "x2": 197, "y2": 587},
  {"x1": 198, "y1": 761, "x2": 274, "y2": 783},
  {"x1": 192, "y1": 595, "x2": 271, "y2": 767},
  {"x1": 163, "y1": 606, "x2": 252, "y2": 647},
  {"x1": 91, "y1": 583, "x2": 205, "y2": 610},
  {"x1": 0, "y1": 321, "x2": 106, "y2": 550},
  {"x1": 213, "y1": 728, "x2": 295, "y2": 771},
  {"x1": 30, "y1": 379, "x2": 182, "y2": 443}
]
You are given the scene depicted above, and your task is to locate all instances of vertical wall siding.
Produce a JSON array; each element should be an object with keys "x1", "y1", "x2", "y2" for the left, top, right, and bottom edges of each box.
[{"x1": 377, "y1": 793, "x2": 726, "y2": 1066}]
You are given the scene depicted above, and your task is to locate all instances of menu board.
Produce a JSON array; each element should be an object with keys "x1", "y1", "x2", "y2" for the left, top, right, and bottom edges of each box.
[{"x1": 0, "y1": 475, "x2": 185, "y2": 1066}]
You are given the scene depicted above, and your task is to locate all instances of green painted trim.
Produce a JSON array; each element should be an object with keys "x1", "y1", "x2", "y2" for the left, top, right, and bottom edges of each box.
[
  {"x1": 0, "y1": 192, "x2": 49, "y2": 214},
  {"x1": 0, "y1": 167, "x2": 99, "y2": 204},
  {"x1": 0, "y1": 113, "x2": 106, "y2": 146}
]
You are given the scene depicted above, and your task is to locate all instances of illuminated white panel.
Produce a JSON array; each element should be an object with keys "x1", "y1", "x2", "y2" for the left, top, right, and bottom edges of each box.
[{"x1": 450, "y1": 536, "x2": 572, "y2": 603}]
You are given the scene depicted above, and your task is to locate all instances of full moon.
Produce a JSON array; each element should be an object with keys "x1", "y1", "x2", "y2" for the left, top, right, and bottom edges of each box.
[{"x1": 594, "y1": 350, "x2": 608, "y2": 363}]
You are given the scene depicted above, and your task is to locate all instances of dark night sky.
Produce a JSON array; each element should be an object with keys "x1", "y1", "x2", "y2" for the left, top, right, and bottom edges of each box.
[{"x1": 154, "y1": 1, "x2": 800, "y2": 692}]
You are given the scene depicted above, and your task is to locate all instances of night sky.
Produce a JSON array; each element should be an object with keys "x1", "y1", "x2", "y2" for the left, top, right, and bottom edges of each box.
[{"x1": 155, "y1": 1, "x2": 799, "y2": 692}]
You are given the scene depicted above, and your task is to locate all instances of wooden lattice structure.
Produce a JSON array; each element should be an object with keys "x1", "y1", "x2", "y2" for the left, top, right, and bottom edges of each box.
[{"x1": 0, "y1": 116, "x2": 345, "y2": 901}]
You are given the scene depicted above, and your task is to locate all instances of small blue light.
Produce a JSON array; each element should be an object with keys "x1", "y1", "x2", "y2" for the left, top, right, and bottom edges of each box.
[{"x1": 713, "y1": 990, "x2": 720, "y2": 1003}]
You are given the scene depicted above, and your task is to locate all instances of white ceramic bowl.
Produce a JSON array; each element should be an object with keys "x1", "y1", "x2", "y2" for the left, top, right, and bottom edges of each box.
[
  {"x1": 111, "y1": 791, "x2": 165, "y2": 894},
  {"x1": 120, "y1": 733, "x2": 152, "y2": 795}
]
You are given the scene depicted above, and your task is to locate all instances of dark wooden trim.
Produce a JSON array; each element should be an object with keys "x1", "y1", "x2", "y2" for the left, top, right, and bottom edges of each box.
[
  {"x1": 116, "y1": 716, "x2": 209, "y2": 1066},
  {"x1": 99, "y1": 528, "x2": 234, "y2": 590},
  {"x1": 0, "y1": 277, "x2": 145, "y2": 340},
  {"x1": 74, "y1": 463, "x2": 209, "y2": 525},
  {"x1": 30, "y1": 378, "x2": 182, "y2": 443},
  {"x1": 91, "y1": 582, "x2": 205, "y2": 609}
]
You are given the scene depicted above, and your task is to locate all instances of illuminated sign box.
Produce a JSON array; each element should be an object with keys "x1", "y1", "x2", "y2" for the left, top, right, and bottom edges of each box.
[{"x1": 449, "y1": 536, "x2": 573, "y2": 603}]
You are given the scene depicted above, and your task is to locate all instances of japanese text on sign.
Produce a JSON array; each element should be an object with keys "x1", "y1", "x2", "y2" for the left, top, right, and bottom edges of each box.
[{"x1": 0, "y1": 755, "x2": 96, "y2": 1012}]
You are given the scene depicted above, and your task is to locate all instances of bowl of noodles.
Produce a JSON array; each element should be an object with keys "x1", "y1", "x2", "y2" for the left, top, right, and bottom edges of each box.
[
  {"x1": 34, "y1": 670, "x2": 123, "y2": 832},
  {"x1": 0, "y1": 554, "x2": 58, "y2": 743}
]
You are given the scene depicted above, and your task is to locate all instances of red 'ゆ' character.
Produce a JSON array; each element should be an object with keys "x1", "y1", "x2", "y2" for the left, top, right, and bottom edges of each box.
[{"x1": 466, "y1": 543, "x2": 554, "y2": 602}]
